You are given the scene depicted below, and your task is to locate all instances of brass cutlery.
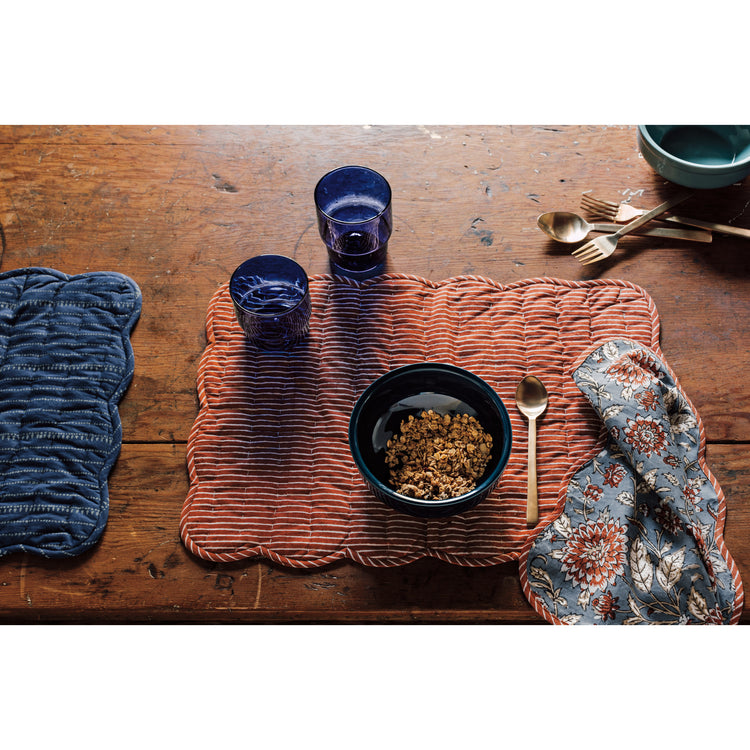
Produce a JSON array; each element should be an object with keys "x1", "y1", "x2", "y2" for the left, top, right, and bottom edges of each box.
[
  {"x1": 537, "y1": 211, "x2": 711, "y2": 244},
  {"x1": 581, "y1": 193, "x2": 750, "y2": 240},
  {"x1": 515, "y1": 376, "x2": 549, "y2": 525},
  {"x1": 572, "y1": 191, "x2": 694, "y2": 264}
]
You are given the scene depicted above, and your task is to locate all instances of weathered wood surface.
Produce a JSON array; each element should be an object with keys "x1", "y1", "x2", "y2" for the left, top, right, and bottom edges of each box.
[{"x1": 0, "y1": 125, "x2": 748, "y2": 623}]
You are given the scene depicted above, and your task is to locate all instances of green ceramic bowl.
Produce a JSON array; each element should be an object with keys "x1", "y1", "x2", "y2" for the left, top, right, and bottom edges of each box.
[{"x1": 637, "y1": 125, "x2": 750, "y2": 189}]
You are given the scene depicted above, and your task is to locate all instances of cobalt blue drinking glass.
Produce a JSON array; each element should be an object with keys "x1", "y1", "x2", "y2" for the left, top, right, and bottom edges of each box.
[
  {"x1": 229, "y1": 255, "x2": 311, "y2": 350},
  {"x1": 314, "y1": 165, "x2": 392, "y2": 280}
]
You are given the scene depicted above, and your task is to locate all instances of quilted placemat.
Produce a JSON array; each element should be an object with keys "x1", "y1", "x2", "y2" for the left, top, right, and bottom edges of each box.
[
  {"x1": 181, "y1": 274, "x2": 661, "y2": 567},
  {"x1": 519, "y1": 339, "x2": 743, "y2": 624},
  {"x1": 0, "y1": 267, "x2": 141, "y2": 558}
]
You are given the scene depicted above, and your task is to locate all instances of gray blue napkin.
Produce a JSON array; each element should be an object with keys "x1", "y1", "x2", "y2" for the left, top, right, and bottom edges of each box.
[{"x1": 520, "y1": 339, "x2": 743, "y2": 624}]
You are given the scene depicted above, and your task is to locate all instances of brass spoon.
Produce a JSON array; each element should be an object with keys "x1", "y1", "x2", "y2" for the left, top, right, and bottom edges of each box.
[
  {"x1": 537, "y1": 211, "x2": 712, "y2": 244},
  {"x1": 515, "y1": 376, "x2": 549, "y2": 525}
]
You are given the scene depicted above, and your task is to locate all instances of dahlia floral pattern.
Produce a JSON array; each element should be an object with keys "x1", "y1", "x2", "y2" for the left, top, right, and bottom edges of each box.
[{"x1": 523, "y1": 339, "x2": 742, "y2": 625}]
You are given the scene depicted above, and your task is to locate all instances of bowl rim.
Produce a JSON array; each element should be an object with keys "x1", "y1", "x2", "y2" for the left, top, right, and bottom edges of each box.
[
  {"x1": 638, "y1": 124, "x2": 750, "y2": 174},
  {"x1": 348, "y1": 362, "x2": 513, "y2": 509}
]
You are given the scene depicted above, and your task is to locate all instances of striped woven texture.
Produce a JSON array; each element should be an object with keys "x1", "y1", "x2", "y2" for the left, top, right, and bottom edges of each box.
[
  {"x1": 181, "y1": 275, "x2": 660, "y2": 567},
  {"x1": 0, "y1": 268, "x2": 141, "y2": 558}
]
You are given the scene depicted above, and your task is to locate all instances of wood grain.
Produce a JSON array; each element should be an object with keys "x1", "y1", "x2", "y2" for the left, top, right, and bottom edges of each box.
[
  {"x1": 0, "y1": 125, "x2": 748, "y2": 623},
  {"x1": 0, "y1": 442, "x2": 747, "y2": 623}
]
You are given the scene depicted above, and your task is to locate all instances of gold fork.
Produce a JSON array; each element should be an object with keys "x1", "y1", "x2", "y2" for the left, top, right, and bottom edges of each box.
[
  {"x1": 572, "y1": 191, "x2": 694, "y2": 264},
  {"x1": 581, "y1": 193, "x2": 750, "y2": 239},
  {"x1": 581, "y1": 193, "x2": 646, "y2": 222}
]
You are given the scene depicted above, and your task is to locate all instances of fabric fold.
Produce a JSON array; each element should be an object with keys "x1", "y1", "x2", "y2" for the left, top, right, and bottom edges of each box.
[{"x1": 520, "y1": 338, "x2": 743, "y2": 624}]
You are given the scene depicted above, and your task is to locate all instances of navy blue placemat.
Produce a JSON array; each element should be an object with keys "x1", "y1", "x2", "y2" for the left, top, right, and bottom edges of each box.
[{"x1": 0, "y1": 268, "x2": 141, "y2": 558}]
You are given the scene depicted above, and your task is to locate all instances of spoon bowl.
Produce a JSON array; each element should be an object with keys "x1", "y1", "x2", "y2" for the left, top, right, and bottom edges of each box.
[
  {"x1": 516, "y1": 375, "x2": 549, "y2": 418},
  {"x1": 537, "y1": 211, "x2": 593, "y2": 243},
  {"x1": 515, "y1": 375, "x2": 549, "y2": 525}
]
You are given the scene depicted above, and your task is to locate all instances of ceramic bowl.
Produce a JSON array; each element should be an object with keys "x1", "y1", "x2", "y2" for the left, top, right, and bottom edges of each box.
[
  {"x1": 348, "y1": 363, "x2": 512, "y2": 518},
  {"x1": 637, "y1": 125, "x2": 750, "y2": 189}
]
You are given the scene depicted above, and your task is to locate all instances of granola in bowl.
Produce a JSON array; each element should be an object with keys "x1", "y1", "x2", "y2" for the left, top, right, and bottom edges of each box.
[{"x1": 385, "y1": 410, "x2": 493, "y2": 500}]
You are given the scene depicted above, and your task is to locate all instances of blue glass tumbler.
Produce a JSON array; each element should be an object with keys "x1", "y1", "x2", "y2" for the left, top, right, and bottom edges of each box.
[
  {"x1": 229, "y1": 255, "x2": 311, "y2": 350},
  {"x1": 314, "y1": 165, "x2": 392, "y2": 280}
]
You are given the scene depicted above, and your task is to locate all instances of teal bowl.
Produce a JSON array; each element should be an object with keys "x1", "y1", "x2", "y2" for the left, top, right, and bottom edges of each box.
[{"x1": 637, "y1": 125, "x2": 750, "y2": 189}]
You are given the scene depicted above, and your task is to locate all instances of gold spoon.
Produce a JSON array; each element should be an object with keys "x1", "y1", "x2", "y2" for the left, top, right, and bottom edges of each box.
[
  {"x1": 536, "y1": 211, "x2": 712, "y2": 244},
  {"x1": 515, "y1": 376, "x2": 549, "y2": 525}
]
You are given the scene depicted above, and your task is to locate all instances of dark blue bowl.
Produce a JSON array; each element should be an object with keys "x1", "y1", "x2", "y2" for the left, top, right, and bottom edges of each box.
[{"x1": 349, "y1": 363, "x2": 513, "y2": 518}]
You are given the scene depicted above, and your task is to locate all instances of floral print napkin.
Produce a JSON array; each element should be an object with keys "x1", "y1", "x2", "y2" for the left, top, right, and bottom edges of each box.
[{"x1": 520, "y1": 339, "x2": 743, "y2": 624}]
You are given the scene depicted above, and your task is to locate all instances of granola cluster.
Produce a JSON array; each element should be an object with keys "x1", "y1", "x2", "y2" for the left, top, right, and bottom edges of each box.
[{"x1": 384, "y1": 410, "x2": 493, "y2": 500}]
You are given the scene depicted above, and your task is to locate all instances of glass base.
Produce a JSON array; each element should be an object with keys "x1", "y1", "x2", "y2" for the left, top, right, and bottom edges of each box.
[{"x1": 329, "y1": 259, "x2": 386, "y2": 281}]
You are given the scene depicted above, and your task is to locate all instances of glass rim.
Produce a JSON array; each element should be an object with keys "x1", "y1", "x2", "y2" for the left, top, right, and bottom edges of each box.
[
  {"x1": 314, "y1": 165, "x2": 392, "y2": 224},
  {"x1": 229, "y1": 254, "x2": 310, "y2": 318}
]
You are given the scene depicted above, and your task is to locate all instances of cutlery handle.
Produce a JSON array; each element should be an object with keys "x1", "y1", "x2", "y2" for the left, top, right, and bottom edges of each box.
[
  {"x1": 666, "y1": 215, "x2": 750, "y2": 239},
  {"x1": 613, "y1": 190, "x2": 694, "y2": 239},
  {"x1": 527, "y1": 417, "x2": 538, "y2": 525},
  {"x1": 590, "y1": 223, "x2": 712, "y2": 243}
]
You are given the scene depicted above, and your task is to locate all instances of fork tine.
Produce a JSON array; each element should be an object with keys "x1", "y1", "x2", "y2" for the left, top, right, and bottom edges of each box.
[
  {"x1": 581, "y1": 195, "x2": 617, "y2": 215},
  {"x1": 574, "y1": 247, "x2": 604, "y2": 263},
  {"x1": 580, "y1": 193, "x2": 601, "y2": 204},
  {"x1": 581, "y1": 202, "x2": 618, "y2": 222},
  {"x1": 571, "y1": 241, "x2": 597, "y2": 259},
  {"x1": 572, "y1": 238, "x2": 608, "y2": 262},
  {"x1": 581, "y1": 196, "x2": 613, "y2": 210},
  {"x1": 580, "y1": 253, "x2": 606, "y2": 265},
  {"x1": 582, "y1": 210, "x2": 612, "y2": 221},
  {"x1": 580, "y1": 197, "x2": 603, "y2": 210},
  {"x1": 581, "y1": 193, "x2": 619, "y2": 209},
  {"x1": 581, "y1": 202, "x2": 616, "y2": 216}
]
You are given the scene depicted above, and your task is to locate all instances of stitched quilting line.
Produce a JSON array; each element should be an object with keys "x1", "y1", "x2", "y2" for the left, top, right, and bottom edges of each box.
[
  {"x1": 0, "y1": 300, "x2": 135, "y2": 311},
  {"x1": 184, "y1": 276, "x2": 656, "y2": 564},
  {"x1": 0, "y1": 268, "x2": 141, "y2": 558},
  {"x1": 181, "y1": 276, "x2": 662, "y2": 566},
  {"x1": 187, "y1": 281, "x2": 349, "y2": 559}
]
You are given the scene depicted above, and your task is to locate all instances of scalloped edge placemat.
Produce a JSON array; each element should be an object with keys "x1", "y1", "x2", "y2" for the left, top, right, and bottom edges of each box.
[
  {"x1": 181, "y1": 274, "x2": 662, "y2": 567},
  {"x1": 0, "y1": 267, "x2": 141, "y2": 558}
]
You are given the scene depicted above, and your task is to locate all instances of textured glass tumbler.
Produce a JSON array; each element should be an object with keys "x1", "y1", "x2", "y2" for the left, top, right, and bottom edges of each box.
[
  {"x1": 314, "y1": 165, "x2": 392, "y2": 280},
  {"x1": 229, "y1": 255, "x2": 311, "y2": 350}
]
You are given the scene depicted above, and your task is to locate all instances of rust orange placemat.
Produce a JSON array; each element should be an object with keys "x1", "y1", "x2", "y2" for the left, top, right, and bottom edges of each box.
[{"x1": 180, "y1": 275, "x2": 660, "y2": 567}]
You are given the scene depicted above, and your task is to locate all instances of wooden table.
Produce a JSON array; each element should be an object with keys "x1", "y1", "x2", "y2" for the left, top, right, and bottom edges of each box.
[{"x1": 0, "y1": 124, "x2": 748, "y2": 624}]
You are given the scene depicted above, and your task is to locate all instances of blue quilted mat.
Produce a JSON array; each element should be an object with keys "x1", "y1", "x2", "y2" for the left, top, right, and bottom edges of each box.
[
  {"x1": 0, "y1": 268, "x2": 141, "y2": 558},
  {"x1": 520, "y1": 338, "x2": 743, "y2": 624}
]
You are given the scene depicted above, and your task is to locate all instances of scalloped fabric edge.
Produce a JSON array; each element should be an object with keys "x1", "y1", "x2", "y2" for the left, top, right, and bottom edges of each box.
[
  {"x1": 518, "y1": 338, "x2": 744, "y2": 624},
  {"x1": 0, "y1": 267, "x2": 142, "y2": 558},
  {"x1": 181, "y1": 275, "x2": 664, "y2": 567}
]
